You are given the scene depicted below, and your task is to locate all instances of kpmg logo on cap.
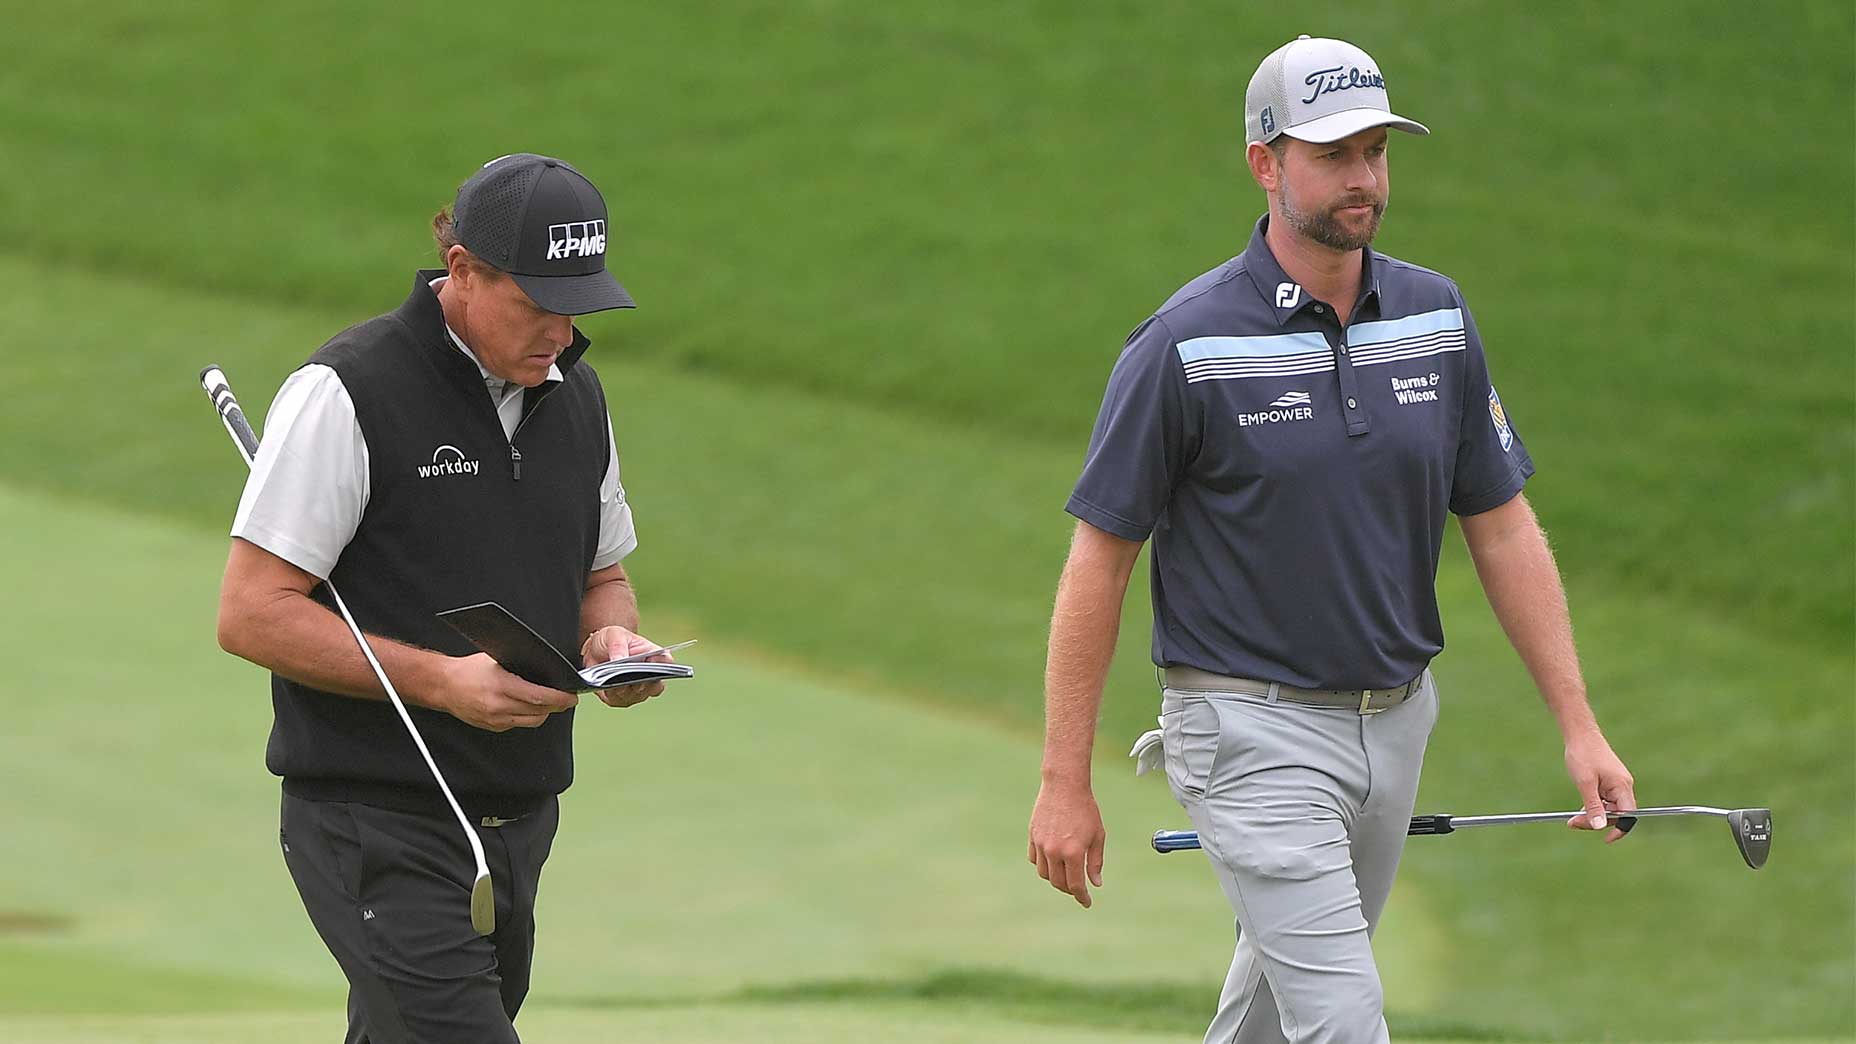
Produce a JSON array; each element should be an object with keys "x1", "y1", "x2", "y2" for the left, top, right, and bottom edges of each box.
[
  {"x1": 1302, "y1": 65, "x2": 1387, "y2": 105},
  {"x1": 546, "y1": 220, "x2": 606, "y2": 261}
]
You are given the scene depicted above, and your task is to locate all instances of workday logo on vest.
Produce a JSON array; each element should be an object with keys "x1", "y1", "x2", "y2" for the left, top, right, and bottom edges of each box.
[{"x1": 418, "y1": 445, "x2": 482, "y2": 479}]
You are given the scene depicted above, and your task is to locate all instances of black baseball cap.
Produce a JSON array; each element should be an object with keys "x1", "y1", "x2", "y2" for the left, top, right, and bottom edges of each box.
[{"x1": 452, "y1": 153, "x2": 635, "y2": 315}]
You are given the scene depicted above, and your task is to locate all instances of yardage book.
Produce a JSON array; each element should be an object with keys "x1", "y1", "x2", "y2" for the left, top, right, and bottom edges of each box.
[{"x1": 437, "y1": 601, "x2": 695, "y2": 692}]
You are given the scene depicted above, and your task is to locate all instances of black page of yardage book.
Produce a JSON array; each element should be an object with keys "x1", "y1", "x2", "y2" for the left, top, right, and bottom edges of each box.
[{"x1": 437, "y1": 601, "x2": 694, "y2": 692}]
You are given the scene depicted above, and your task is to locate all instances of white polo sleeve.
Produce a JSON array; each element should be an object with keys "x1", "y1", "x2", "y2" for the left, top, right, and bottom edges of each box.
[
  {"x1": 230, "y1": 365, "x2": 370, "y2": 580},
  {"x1": 591, "y1": 416, "x2": 637, "y2": 570}
]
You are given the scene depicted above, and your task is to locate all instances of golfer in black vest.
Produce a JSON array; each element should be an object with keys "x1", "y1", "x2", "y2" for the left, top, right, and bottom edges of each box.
[{"x1": 217, "y1": 154, "x2": 665, "y2": 1043}]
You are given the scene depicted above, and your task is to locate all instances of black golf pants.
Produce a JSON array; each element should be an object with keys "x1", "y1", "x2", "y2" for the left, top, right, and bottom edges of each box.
[{"x1": 280, "y1": 792, "x2": 559, "y2": 1044}]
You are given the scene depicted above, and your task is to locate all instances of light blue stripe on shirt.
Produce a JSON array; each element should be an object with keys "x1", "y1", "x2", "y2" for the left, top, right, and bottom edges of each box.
[
  {"x1": 1347, "y1": 307, "x2": 1463, "y2": 348},
  {"x1": 1176, "y1": 331, "x2": 1329, "y2": 363}
]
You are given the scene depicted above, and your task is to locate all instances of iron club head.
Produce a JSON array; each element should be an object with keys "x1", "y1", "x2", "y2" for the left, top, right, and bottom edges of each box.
[
  {"x1": 470, "y1": 871, "x2": 496, "y2": 935},
  {"x1": 1726, "y1": 808, "x2": 1772, "y2": 870}
]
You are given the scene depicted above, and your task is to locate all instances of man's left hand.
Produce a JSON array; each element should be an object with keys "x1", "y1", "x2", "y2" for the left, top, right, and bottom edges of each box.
[
  {"x1": 581, "y1": 626, "x2": 672, "y2": 708},
  {"x1": 1563, "y1": 731, "x2": 1637, "y2": 843}
]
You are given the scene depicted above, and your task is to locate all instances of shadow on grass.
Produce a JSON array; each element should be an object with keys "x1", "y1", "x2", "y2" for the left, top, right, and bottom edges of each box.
[{"x1": 551, "y1": 966, "x2": 1528, "y2": 1041}]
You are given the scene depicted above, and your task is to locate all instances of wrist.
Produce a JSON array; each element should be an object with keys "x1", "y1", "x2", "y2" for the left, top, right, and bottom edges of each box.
[
  {"x1": 402, "y1": 653, "x2": 456, "y2": 713},
  {"x1": 1040, "y1": 765, "x2": 1094, "y2": 791}
]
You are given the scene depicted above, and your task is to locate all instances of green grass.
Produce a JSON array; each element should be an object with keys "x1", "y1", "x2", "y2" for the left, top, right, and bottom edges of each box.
[
  {"x1": 0, "y1": 482, "x2": 1445, "y2": 1037},
  {"x1": 1, "y1": 1, "x2": 1849, "y2": 639},
  {"x1": 0, "y1": 2, "x2": 1850, "y2": 1040},
  {"x1": 20, "y1": 1006, "x2": 1840, "y2": 1044},
  {"x1": 0, "y1": 274, "x2": 1849, "y2": 1038}
]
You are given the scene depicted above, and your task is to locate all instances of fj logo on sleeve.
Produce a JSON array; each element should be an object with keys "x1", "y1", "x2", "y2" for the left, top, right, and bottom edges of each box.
[
  {"x1": 546, "y1": 219, "x2": 606, "y2": 260},
  {"x1": 417, "y1": 445, "x2": 483, "y2": 479},
  {"x1": 1275, "y1": 282, "x2": 1302, "y2": 308}
]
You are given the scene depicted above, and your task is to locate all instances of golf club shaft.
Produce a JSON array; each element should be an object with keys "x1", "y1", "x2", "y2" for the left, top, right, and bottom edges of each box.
[
  {"x1": 1446, "y1": 806, "x2": 1727, "y2": 829},
  {"x1": 1152, "y1": 806, "x2": 1686, "y2": 852},
  {"x1": 200, "y1": 366, "x2": 495, "y2": 934}
]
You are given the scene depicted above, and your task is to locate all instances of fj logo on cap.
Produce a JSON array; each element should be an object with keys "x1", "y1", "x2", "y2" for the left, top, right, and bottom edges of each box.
[{"x1": 546, "y1": 220, "x2": 606, "y2": 261}]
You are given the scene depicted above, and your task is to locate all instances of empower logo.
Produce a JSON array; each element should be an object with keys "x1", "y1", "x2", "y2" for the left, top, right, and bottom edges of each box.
[
  {"x1": 546, "y1": 220, "x2": 606, "y2": 260},
  {"x1": 1239, "y1": 390, "x2": 1314, "y2": 427},
  {"x1": 417, "y1": 445, "x2": 482, "y2": 479}
]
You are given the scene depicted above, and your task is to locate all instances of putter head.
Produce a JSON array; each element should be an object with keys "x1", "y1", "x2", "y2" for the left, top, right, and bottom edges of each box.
[
  {"x1": 470, "y1": 871, "x2": 496, "y2": 935},
  {"x1": 1726, "y1": 808, "x2": 1772, "y2": 870}
]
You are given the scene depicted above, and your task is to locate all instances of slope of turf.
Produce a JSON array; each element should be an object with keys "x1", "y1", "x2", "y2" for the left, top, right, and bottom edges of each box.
[
  {"x1": 0, "y1": 482, "x2": 1464, "y2": 1035},
  {"x1": 0, "y1": 3, "x2": 1851, "y2": 1040},
  {"x1": 1, "y1": 268, "x2": 1850, "y2": 1039},
  {"x1": 0, "y1": 482, "x2": 1839, "y2": 1044},
  {"x1": 20, "y1": 1006, "x2": 1840, "y2": 1044},
  {"x1": 0, "y1": 1, "x2": 1849, "y2": 641}
]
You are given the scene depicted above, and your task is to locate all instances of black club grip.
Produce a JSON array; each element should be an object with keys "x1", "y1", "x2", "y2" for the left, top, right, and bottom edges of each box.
[{"x1": 1407, "y1": 814, "x2": 1455, "y2": 835}]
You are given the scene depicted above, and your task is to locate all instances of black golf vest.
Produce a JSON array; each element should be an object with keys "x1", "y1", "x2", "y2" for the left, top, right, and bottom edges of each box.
[{"x1": 271, "y1": 271, "x2": 609, "y2": 815}]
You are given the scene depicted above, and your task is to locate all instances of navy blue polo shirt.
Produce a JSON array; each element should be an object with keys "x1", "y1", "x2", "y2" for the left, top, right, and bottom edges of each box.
[{"x1": 1067, "y1": 216, "x2": 1533, "y2": 689}]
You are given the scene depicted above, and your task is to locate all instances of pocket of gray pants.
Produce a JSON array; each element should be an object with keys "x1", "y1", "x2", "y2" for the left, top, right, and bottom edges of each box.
[{"x1": 1161, "y1": 695, "x2": 1221, "y2": 804}]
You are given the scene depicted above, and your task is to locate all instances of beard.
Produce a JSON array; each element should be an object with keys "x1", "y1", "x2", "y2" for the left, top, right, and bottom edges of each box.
[{"x1": 1279, "y1": 181, "x2": 1387, "y2": 252}]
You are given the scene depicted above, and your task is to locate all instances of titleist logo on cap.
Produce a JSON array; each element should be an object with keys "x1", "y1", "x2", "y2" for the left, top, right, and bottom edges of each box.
[{"x1": 1301, "y1": 65, "x2": 1387, "y2": 105}]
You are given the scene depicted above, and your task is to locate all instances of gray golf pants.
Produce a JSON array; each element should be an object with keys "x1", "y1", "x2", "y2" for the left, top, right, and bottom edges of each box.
[{"x1": 1160, "y1": 671, "x2": 1439, "y2": 1044}]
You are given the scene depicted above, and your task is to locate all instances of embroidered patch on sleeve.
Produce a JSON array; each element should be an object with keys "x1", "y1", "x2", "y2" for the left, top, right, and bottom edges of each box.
[{"x1": 1488, "y1": 387, "x2": 1514, "y2": 452}]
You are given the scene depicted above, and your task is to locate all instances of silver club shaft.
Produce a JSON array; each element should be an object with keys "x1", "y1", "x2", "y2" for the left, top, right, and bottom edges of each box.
[{"x1": 1449, "y1": 805, "x2": 1732, "y2": 828}]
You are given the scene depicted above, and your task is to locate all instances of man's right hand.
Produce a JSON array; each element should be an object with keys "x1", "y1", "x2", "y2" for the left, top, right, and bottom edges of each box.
[
  {"x1": 1028, "y1": 781, "x2": 1107, "y2": 909},
  {"x1": 432, "y1": 653, "x2": 579, "y2": 732}
]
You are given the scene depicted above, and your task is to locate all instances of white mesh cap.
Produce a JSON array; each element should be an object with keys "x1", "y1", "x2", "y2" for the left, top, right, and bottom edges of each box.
[{"x1": 1245, "y1": 35, "x2": 1429, "y2": 145}]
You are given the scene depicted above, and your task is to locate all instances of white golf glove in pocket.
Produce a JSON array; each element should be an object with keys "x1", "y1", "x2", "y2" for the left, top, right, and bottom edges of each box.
[{"x1": 1129, "y1": 718, "x2": 1164, "y2": 777}]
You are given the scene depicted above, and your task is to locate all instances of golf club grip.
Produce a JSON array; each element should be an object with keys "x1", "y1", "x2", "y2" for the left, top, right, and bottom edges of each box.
[
  {"x1": 1154, "y1": 812, "x2": 1641, "y2": 852},
  {"x1": 1154, "y1": 814, "x2": 1455, "y2": 852},
  {"x1": 1407, "y1": 814, "x2": 1455, "y2": 835},
  {"x1": 200, "y1": 366, "x2": 260, "y2": 463},
  {"x1": 1151, "y1": 830, "x2": 1201, "y2": 853}
]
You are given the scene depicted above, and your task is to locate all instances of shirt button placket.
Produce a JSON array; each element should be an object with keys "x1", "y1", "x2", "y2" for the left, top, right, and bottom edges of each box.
[{"x1": 1331, "y1": 322, "x2": 1371, "y2": 437}]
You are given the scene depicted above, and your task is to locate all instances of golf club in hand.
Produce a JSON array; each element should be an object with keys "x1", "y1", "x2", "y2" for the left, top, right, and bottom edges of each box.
[
  {"x1": 201, "y1": 365, "x2": 498, "y2": 935},
  {"x1": 1152, "y1": 805, "x2": 1771, "y2": 870}
]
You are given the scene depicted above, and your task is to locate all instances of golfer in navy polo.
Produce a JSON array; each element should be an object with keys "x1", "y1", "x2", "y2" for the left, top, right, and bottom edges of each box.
[{"x1": 1026, "y1": 36, "x2": 1639, "y2": 1043}]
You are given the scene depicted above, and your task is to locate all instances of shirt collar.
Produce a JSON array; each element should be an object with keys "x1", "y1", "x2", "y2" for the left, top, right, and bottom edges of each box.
[
  {"x1": 428, "y1": 276, "x2": 565, "y2": 387},
  {"x1": 1239, "y1": 215, "x2": 1383, "y2": 327}
]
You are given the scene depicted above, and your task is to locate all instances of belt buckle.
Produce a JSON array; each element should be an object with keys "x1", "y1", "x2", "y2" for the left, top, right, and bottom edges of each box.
[
  {"x1": 1358, "y1": 688, "x2": 1383, "y2": 715},
  {"x1": 480, "y1": 816, "x2": 518, "y2": 828}
]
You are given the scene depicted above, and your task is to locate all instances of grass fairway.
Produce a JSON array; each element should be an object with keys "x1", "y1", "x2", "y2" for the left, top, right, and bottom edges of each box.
[
  {"x1": 7, "y1": 1008, "x2": 1848, "y2": 1044},
  {"x1": 0, "y1": 483, "x2": 1438, "y2": 1039},
  {"x1": 1, "y1": 269, "x2": 1849, "y2": 1039},
  {"x1": 0, "y1": 2, "x2": 1850, "y2": 1040}
]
